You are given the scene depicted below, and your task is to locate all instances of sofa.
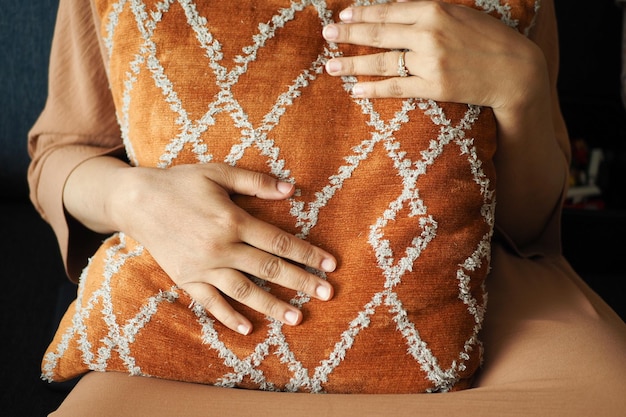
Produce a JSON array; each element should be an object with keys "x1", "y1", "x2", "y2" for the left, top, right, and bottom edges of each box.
[{"x1": 1, "y1": 1, "x2": 624, "y2": 416}]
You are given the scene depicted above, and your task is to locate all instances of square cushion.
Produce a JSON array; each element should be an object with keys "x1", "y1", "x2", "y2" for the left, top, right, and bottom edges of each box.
[{"x1": 42, "y1": 0, "x2": 539, "y2": 394}]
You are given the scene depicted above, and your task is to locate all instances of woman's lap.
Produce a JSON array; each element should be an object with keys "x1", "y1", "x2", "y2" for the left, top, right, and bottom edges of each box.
[{"x1": 49, "y1": 248, "x2": 626, "y2": 417}]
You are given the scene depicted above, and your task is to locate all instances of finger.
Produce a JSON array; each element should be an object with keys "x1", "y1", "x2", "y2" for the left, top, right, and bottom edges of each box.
[
  {"x1": 237, "y1": 214, "x2": 337, "y2": 277},
  {"x1": 202, "y1": 165, "x2": 336, "y2": 274},
  {"x1": 338, "y1": 2, "x2": 429, "y2": 25},
  {"x1": 184, "y1": 279, "x2": 254, "y2": 335},
  {"x1": 325, "y1": 49, "x2": 435, "y2": 100},
  {"x1": 205, "y1": 163, "x2": 295, "y2": 200},
  {"x1": 209, "y1": 268, "x2": 304, "y2": 326},
  {"x1": 351, "y1": 77, "x2": 435, "y2": 100},
  {"x1": 232, "y1": 242, "x2": 334, "y2": 302},
  {"x1": 325, "y1": 50, "x2": 411, "y2": 78},
  {"x1": 324, "y1": 2, "x2": 461, "y2": 50},
  {"x1": 322, "y1": 21, "x2": 410, "y2": 51}
]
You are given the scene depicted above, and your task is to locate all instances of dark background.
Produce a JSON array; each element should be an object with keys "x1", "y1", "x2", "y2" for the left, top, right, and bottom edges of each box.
[
  {"x1": 556, "y1": 0, "x2": 626, "y2": 211},
  {"x1": 1, "y1": 1, "x2": 625, "y2": 416}
]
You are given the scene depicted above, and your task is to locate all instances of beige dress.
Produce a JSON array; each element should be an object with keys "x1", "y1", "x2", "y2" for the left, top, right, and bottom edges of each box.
[{"x1": 28, "y1": 0, "x2": 626, "y2": 415}]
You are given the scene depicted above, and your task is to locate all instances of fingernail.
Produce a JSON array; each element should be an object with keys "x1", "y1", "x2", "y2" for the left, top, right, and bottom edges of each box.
[
  {"x1": 237, "y1": 324, "x2": 251, "y2": 335},
  {"x1": 277, "y1": 181, "x2": 293, "y2": 194},
  {"x1": 316, "y1": 285, "x2": 332, "y2": 300},
  {"x1": 321, "y1": 258, "x2": 336, "y2": 272},
  {"x1": 339, "y1": 8, "x2": 353, "y2": 22},
  {"x1": 352, "y1": 84, "x2": 365, "y2": 97},
  {"x1": 322, "y1": 24, "x2": 338, "y2": 41},
  {"x1": 325, "y1": 59, "x2": 342, "y2": 74},
  {"x1": 284, "y1": 310, "x2": 300, "y2": 325}
]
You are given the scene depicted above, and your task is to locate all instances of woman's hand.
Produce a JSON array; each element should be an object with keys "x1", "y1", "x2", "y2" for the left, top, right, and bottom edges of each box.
[
  {"x1": 322, "y1": 0, "x2": 568, "y2": 248},
  {"x1": 64, "y1": 158, "x2": 336, "y2": 335},
  {"x1": 322, "y1": 1, "x2": 546, "y2": 116}
]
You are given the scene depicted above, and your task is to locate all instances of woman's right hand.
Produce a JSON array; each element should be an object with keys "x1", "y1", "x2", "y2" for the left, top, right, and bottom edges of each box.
[{"x1": 63, "y1": 157, "x2": 336, "y2": 335}]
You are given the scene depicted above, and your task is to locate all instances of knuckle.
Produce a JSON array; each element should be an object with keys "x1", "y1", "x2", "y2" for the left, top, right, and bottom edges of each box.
[
  {"x1": 260, "y1": 256, "x2": 283, "y2": 281},
  {"x1": 299, "y1": 244, "x2": 317, "y2": 268},
  {"x1": 387, "y1": 78, "x2": 405, "y2": 97},
  {"x1": 231, "y1": 278, "x2": 255, "y2": 301},
  {"x1": 346, "y1": 58, "x2": 357, "y2": 75},
  {"x1": 270, "y1": 232, "x2": 293, "y2": 257},
  {"x1": 199, "y1": 291, "x2": 222, "y2": 312},
  {"x1": 293, "y1": 273, "x2": 312, "y2": 294},
  {"x1": 263, "y1": 301, "x2": 279, "y2": 320},
  {"x1": 215, "y1": 209, "x2": 242, "y2": 234},
  {"x1": 249, "y1": 170, "x2": 272, "y2": 192},
  {"x1": 423, "y1": 1, "x2": 448, "y2": 21},
  {"x1": 427, "y1": 30, "x2": 447, "y2": 54},
  {"x1": 375, "y1": 52, "x2": 391, "y2": 75},
  {"x1": 343, "y1": 23, "x2": 353, "y2": 42},
  {"x1": 376, "y1": 3, "x2": 391, "y2": 21},
  {"x1": 262, "y1": 298, "x2": 284, "y2": 321},
  {"x1": 210, "y1": 163, "x2": 234, "y2": 185},
  {"x1": 421, "y1": 6, "x2": 450, "y2": 50},
  {"x1": 367, "y1": 23, "x2": 385, "y2": 48}
]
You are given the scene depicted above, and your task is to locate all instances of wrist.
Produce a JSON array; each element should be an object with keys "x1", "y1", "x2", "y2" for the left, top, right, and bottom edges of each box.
[
  {"x1": 104, "y1": 162, "x2": 139, "y2": 235},
  {"x1": 63, "y1": 156, "x2": 132, "y2": 235},
  {"x1": 494, "y1": 41, "x2": 551, "y2": 125}
]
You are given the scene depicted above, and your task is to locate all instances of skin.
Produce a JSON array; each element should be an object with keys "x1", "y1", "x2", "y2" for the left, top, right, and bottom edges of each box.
[
  {"x1": 322, "y1": 1, "x2": 568, "y2": 246},
  {"x1": 62, "y1": 0, "x2": 568, "y2": 336},
  {"x1": 64, "y1": 159, "x2": 337, "y2": 335}
]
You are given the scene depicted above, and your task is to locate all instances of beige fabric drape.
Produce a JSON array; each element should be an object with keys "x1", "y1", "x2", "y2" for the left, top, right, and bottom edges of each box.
[{"x1": 28, "y1": 0, "x2": 626, "y2": 415}]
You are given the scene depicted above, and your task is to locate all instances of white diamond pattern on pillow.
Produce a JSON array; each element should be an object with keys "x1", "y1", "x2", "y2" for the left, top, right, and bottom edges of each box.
[{"x1": 42, "y1": 0, "x2": 539, "y2": 394}]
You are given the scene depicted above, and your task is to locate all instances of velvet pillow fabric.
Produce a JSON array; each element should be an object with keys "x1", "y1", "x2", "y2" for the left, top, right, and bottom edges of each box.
[{"x1": 42, "y1": 0, "x2": 539, "y2": 394}]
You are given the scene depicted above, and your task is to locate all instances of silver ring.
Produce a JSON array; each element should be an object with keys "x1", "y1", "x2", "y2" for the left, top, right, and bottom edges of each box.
[{"x1": 397, "y1": 51, "x2": 409, "y2": 77}]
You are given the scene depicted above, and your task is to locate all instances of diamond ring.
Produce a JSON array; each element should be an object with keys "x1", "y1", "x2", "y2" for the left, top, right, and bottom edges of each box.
[{"x1": 397, "y1": 51, "x2": 409, "y2": 77}]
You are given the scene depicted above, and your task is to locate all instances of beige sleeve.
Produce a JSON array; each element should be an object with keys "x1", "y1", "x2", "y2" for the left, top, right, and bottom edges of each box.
[
  {"x1": 27, "y1": 0, "x2": 124, "y2": 281},
  {"x1": 495, "y1": 0, "x2": 571, "y2": 258}
]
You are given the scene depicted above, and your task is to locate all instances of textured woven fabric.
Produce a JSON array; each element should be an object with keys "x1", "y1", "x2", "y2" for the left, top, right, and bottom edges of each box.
[{"x1": 42, "y1": 0, "x2": 538, "y2": 394}]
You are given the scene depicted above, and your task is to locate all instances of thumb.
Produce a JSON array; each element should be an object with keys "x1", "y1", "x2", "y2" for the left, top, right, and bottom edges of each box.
[{"x1": 206, "y1": 164, "x2": 295, "y2": 200}]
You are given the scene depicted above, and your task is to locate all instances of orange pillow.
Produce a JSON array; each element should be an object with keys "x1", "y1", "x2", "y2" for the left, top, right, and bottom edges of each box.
[{"x1": 42, "y1": 0, "x2": 538, "y2": 394}]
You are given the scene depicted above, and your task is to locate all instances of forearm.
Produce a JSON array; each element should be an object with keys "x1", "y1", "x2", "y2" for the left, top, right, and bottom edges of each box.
[
  {"x1": 27, "y1": 134, "x2": 125, "y2": 280},
  {"x1": 63, "y1": 156, "x2": 132, "y2": 236},
  {"x1": 492, "y1": 0, "x2": 570, "y2": 248},
  {"x1": 493, "y1": 89, "x2": 567, "y2": 247}
]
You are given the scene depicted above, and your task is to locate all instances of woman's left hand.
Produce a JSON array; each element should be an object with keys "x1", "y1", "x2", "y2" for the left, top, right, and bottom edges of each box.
[
  {"x1": 322, "y1": 0, "x2": 569, "y2": 249},
  {"x1": 322, "y1": 0, "x2": 547, "y2": 119}
]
